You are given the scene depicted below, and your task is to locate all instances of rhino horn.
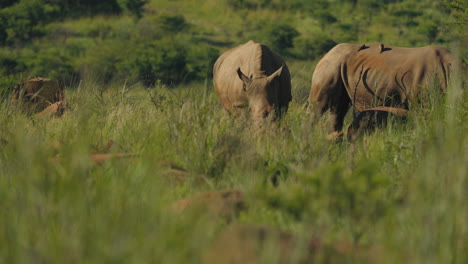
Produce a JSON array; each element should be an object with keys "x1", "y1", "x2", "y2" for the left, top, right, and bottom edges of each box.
[{"x1": 266, "y1": 66, "x2": 283, "y2": 83}]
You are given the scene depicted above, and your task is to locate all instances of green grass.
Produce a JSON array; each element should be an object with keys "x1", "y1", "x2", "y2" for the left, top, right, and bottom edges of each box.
[
  {"x1": 0, "y1": 0, "x2": 466, "y2": 263},
  {"x1": 0, "y1": 69, "x2": 466, "y2": 263}
]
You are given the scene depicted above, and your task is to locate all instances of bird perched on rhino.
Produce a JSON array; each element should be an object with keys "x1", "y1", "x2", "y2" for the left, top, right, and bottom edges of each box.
[{"x1": 213, "y1": 40, "x2": 292, "y2": 121}]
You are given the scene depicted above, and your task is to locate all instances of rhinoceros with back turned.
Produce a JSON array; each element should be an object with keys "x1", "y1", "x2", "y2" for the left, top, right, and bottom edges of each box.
[
  {"x1": 309, "y1": 42, "x2": 455, "y2": 139},
  {"x1": 213, "y1": 40, "x2": 292, "y2": 121}
]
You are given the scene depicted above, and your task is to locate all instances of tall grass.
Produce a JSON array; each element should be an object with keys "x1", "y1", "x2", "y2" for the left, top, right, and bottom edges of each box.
[{"x1": 0, "y1": 65, "x2": 466, "y2": 263}]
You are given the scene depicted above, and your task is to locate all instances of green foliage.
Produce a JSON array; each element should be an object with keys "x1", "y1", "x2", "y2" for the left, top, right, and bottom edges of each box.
[
  {"x1": 19, "y1": 47, "x2": 75, "y2": 81},
  {"x1": 294, "y1": 36, "x2": 337, "y2": 60},
  {"x1": 263, "y1": 23, "x2": 299, "y2": 54},
  {"x1": 186, "y1": 45, "x2": 219, "y2": 80},
  {"x1": 0, "y1": 1, "x2": 466, "y2": 263},
  {"x1": 0, "y1": 51, "x2": 21, "y2": 76},
  {"x1": 156, "y1": 14, "x2": 190, "y2": 34},
  {"x1": 0, "y1": 75, "x2": 17, "y2": 101},
  {"x1": 0, "y1": 0, "x2": 18, "y2": 8},
  {"x1": 0, "y1": 0, "x2": 60, "y2": 44},
  {"x1": 0, "y1": 0, "x2": 461, "y2": 87},
  {"x1": 54, "y1": 0, "x2": 122, "y2": 16},
  {"x1": 416, "y1": 23, "x2": 439, "y2": 42},
  {"x1": 226, "y1": 0, "x2": 272, "y2": 9},
  {"x1": 0, "y1": 76, "x2": 466, "y2": 262},
  {"x1": 445, "y1": 0, "x2": 468, "y2": 56},
  {"x1": 117, "y1": 0, "x2": 147, "y2": 19},
  {"x1": 315, "y1": 11, "x2": 338, "y2": 30},
  {"x1": 131, "y1": 40, "x2": 188, "y2": 86}
]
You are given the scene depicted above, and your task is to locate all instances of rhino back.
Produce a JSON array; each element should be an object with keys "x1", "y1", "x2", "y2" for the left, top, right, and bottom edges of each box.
[
  {"x1": 310, "y1": 43, "x2": 453, "y2": 110},
  {"x1": 341, "y1": 43, "x2": 452, "y2": 109},
  {"x1": 309, "y1": 43, "x2": 358, "y2": 105}
]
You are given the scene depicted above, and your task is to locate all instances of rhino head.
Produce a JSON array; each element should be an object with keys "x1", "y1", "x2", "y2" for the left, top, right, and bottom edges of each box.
[{"x1": 237, "y1": 66, "x2": 283, "y2": 120}]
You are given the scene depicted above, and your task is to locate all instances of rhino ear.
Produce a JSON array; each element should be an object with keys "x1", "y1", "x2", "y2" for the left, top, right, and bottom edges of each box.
[
  {"x1": 267, "y1": 66, "x2": 283, "y2": 83},
  {"x1": 237, "y1": 68, "x2": 252, "y2": 88}
]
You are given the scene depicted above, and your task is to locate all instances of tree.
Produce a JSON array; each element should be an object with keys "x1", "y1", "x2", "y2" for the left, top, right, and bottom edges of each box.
[
  {"x1": 446, "y1": 0, "x2": 468, "y2": 43},
  {"x1": 264, "y1": 23, "x2": 299, "y2": 54},
  {"x1": 117, "y1": 0, "x2": 147, "y2": 19}
]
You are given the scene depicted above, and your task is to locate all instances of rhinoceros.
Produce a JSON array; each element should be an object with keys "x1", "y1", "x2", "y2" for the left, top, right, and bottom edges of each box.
[
  {"x1": 12, "y1": 77, "x2": 66, "y2": 117},
  {"x1": 309, "y1": 42, "x2": 454, "y2": 139},
  {"x1": 213, "y1": 40, "x2": 292, "y2": 120}
]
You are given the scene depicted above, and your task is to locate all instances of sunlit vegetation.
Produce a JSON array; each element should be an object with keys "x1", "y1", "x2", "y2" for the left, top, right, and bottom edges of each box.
[{"x1": 0, "y1": 0, "x2": 466, "y2": 263}]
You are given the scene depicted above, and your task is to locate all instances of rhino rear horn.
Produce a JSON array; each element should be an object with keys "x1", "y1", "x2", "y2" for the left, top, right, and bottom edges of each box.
[{"x1": 266, "y1": 66, "x2": 283, "y2": 83}]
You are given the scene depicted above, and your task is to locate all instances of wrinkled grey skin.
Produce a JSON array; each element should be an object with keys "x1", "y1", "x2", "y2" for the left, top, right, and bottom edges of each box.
[
  {"x1": 309, "y1": 42, "x2": 455, "y2": 136},
  {"x1": 213, "y1": 40, "x2": 292, "y2": 121}
]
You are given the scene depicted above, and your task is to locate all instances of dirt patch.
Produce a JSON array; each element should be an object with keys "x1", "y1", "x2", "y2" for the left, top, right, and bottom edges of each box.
[
  {"x1": 156, "y1": 160, "x2": 207, "y2": 184},
  {"x1": 171, "y1": 190, "x2": 245, "y2": 220},
  {"x1": 90, "y1": 153, "x2": 139, "y2": 165},
  {"x1": 203, "y1": 224, "x2": 376, "y2": 264}
]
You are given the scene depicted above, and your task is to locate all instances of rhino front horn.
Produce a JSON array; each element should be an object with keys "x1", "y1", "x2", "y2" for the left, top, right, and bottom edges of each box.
[{"x1": 266, "y1": 66, "x2": 283, "y2": 83}]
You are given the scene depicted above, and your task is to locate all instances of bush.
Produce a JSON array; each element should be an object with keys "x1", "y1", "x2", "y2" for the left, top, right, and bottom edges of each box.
[
  {"x1": 0, "y1": 0, "x2": 60, "y2": 44},
  {"x1": 77, "y1": 41, "x2": 130, "y2": 84},
  {"x1": 263, "y1": 23, "x2": 299, "y2": 55},
  {"x1": 335, "y1": 23, "x2": 359, "y2": 42},
  {"x1": 226, "y1": 0, "x2": 272, "y2": 9},
  {"x1": 0, "y1": 0, "x2": 18, "y2": 8},
  {"x1": 0, "y1": 53, "x2": 21, "y2": 76},
  {"x1": 294, "y1": 36, "x2": 337, "y2": 60},
  {"x1": 123, "y1": 40, "x2": 188, "y2": 86},
  {"x1": 53, "y1": 0, "x2": 121, "y2": 17},
  {"x1": 117, "y1": 0, "x2": 147, "y2": 19},
  {"x1": 0, "y1": 0, "x2": 146, "y2": 44},
  {"x1": 315, "y1": 11, "x2": 337, "y2": 30},
  {"x1": 156, "y1": 14, "x2": 190, "y2": 35},
  {"x1": 416, "y1": 23, "x2": 439, "y2": 42},
  {"x1": 19, "y1": 47, "x2": 76, "y2": 82},
  {"x1": 186, "y1": 46, "x2": 219, "y2": 81}
]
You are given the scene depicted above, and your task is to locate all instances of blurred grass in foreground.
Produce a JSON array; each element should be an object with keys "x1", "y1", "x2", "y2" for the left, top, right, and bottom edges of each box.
[{"x1": 0, "y1": 67, "x2": 466, "y2": 263}]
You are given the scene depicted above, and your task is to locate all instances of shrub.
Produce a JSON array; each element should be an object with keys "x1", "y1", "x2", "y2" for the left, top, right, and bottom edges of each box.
[
  {"x1": 77, "y1": 41, "x2": 130, "y2": 84},
  {"x1": 186, "y1": 45, "x2": 219, "y2": 81},
  {"x1": 53, "y1": 0, "x2": 121, "y2": 17},
  {"x1": 226, "y1": 0, "x2": 272, "y2": 9},
  {"x1": 315, "y1": 11, "x2": 337, "y2": 30},
  {"x1": 156, "y1": 14, "x2": 190, "y2": 35},
  {"x1": 117, "y1": 0, "x2": 147, "y2": 19},
  {"x1": 0, "y1": 0, "x2": 60, "y2": 44},
  {"x1": 126, "y1": 40, "x2": 188, "y2": 86},
  {"x1": 295, "y1": 36, "x2": 337, "y2": 60},
  {"x1": 19, "y1": 47, "x2": 76, "y2": 82},
  {"x1": 263, "y1": 23, "x2": 299, "y2": 55},
  {"x1": 0, "y1": 0, "x2": 18, "y2": 8},
  {"x1": 416, "y1": 23, "x2": 439, "y2": 42}
]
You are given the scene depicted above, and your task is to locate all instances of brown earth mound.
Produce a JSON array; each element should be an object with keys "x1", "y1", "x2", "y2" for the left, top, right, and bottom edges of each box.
[
  {"x1": 171, "y1": 190, "x2": 245, "y2": 220},
  {"x1": 90, "y1": 153, "x2": 139, "y2": 165},
  {"x1": 203, "y1": 224, "x2": 376, "y2": 264},
  {"x1": 12, "y1": 77, "x2": 66, "y2": 115}
]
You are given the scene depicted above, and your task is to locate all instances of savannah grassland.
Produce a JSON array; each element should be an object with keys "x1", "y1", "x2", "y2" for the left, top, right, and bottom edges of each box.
[{"x1": 0, "y1": 0, "x2": 467, "y2": 263}]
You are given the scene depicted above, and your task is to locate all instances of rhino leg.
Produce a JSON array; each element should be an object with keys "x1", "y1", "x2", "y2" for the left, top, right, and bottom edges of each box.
[
  {"x1": 311, "y1": 86, "x2": 350, "y2": 134},
  {"x1": 347, "y1": 110, "x2": 388, "y2": 141}
]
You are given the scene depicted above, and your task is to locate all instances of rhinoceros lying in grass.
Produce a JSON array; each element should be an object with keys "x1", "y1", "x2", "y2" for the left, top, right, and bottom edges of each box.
[
  {"x1": 12, "y1": 77, "x2": 66, "y2": 117},
  {"x1": 213, "y1": 40, "x2": 292, "y2": 121},
  {"x1": 309, "y1": 42, "x2": 455, "y2": 140}
]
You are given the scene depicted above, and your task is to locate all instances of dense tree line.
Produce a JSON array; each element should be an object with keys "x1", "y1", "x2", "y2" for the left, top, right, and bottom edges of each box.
[
  {"x1": 0, "y1": 0, "x2": 146, "y2": 44},
  {"x1": 0, "y1": 0, "x2": 465, "y2": 91}
]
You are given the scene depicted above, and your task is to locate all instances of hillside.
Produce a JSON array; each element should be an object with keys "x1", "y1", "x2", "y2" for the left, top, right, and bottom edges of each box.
[{"x1": 0, "y1": 0, "x2": 463, "y2": 90}]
